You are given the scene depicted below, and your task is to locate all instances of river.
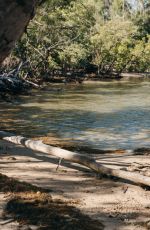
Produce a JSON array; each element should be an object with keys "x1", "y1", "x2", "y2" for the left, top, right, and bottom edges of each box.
[{"x1": 0, "y1": 79, "x2": 150, "y2": 150}]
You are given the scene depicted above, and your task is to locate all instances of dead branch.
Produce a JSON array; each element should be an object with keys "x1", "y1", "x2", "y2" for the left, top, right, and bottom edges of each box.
[{"x1": 0, "y1": 131, "x2": 150, "y2": 187}]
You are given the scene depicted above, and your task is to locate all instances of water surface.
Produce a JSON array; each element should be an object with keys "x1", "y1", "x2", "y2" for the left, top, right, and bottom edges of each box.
[{"x1": 1, "y1": 79, "x2": 150, "y2": 150}]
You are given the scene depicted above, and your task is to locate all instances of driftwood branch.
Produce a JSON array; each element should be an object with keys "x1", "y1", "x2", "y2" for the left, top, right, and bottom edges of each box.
[
  {"x1": 23, "y1": 79, "x2": 40, "y2": 88},
  {"x1": 0, "y1": 131, "x2": 150, "y2": 187}
]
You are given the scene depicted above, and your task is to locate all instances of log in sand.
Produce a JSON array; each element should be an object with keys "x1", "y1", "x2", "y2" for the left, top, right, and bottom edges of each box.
[{"x1": 0, "y1": 131, "x2": 150, "y2": 187}]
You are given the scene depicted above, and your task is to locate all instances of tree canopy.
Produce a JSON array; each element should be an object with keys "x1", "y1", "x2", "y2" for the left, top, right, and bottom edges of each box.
[{"x1": 1, "y1": 0, "x2": 150, "y2": 79}]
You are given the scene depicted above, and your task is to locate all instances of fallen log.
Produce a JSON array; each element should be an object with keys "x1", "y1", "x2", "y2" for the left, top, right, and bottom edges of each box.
[{"x1": 0, "y1": 131, "x2": 150, "y2": 187}]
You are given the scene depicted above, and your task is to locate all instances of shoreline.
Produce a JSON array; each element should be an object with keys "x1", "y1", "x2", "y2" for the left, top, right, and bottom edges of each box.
[
  {"x1": 0, "y1": 72, "x2": 150, "y2": 99},
  {"x1": 42, "y1": 72, "x2": 150, "y2": 84}
]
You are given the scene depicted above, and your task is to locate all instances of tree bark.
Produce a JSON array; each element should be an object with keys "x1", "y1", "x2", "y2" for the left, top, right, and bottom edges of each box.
[
  {"x1": 0, "y1": 0, "x2": 37, "y2": 64},
  {"x1": 0, "y1": 131, "x2": 150, "y2": 187}
]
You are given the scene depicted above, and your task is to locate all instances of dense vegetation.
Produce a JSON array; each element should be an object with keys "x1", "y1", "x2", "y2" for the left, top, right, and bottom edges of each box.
[{"x1": 2, "y1": 0, "x2": 150, "y2": 82}]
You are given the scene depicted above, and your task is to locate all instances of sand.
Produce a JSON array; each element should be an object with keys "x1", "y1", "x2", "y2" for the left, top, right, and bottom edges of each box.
[{"x1": 0, "y1": 139, "x2": 150, "y2": 230}]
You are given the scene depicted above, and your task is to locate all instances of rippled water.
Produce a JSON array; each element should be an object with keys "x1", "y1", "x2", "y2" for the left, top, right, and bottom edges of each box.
[{"x1": 0, "y1": 79, "x2": 150, "y2": 149}]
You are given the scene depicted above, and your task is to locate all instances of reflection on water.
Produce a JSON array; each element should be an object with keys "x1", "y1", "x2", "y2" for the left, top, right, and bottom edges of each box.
[{"x1": 0, "y1": 79, "x2": 150, "y2": 149}]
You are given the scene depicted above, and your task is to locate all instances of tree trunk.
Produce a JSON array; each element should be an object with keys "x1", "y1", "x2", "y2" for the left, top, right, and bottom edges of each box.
[
  {"x1": 0, "y1": 0, "x2": 37, "y2": 64},
  {"x1": 0, "y1": 131, "x2": 150, "y2": 187}
]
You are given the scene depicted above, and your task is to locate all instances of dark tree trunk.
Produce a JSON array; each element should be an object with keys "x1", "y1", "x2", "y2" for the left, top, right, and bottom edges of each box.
[{"x1": 0, "y1": 0, "x2": 37, "y2": 65}]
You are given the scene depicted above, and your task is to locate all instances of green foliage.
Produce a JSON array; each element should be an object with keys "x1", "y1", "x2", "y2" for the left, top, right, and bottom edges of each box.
[
  {"x1": 59, "y1": 43, "x2": 87, "y2": 68},
  {"x1": 9, "y1": 0, "x2": 150, "y2": 80},
  {"x1": 90, "y1": 19, "x2": 137, "y2": 74},
  {"x1": 134, "y1": 14, "x2": 150, "y2": 39},
  {"x1": 129, "y1": 36, "x2": 150, "y2": 72}
]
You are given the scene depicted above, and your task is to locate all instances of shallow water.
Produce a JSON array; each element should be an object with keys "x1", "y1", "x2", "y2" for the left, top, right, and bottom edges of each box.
[{"x1": 0, "y1": 79, "x2": 150, "y2": 150}]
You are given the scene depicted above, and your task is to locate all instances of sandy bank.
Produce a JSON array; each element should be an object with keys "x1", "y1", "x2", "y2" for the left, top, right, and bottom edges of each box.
[{"x1": 0, "y1": 139, "x2": 150, "y2": 230}]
